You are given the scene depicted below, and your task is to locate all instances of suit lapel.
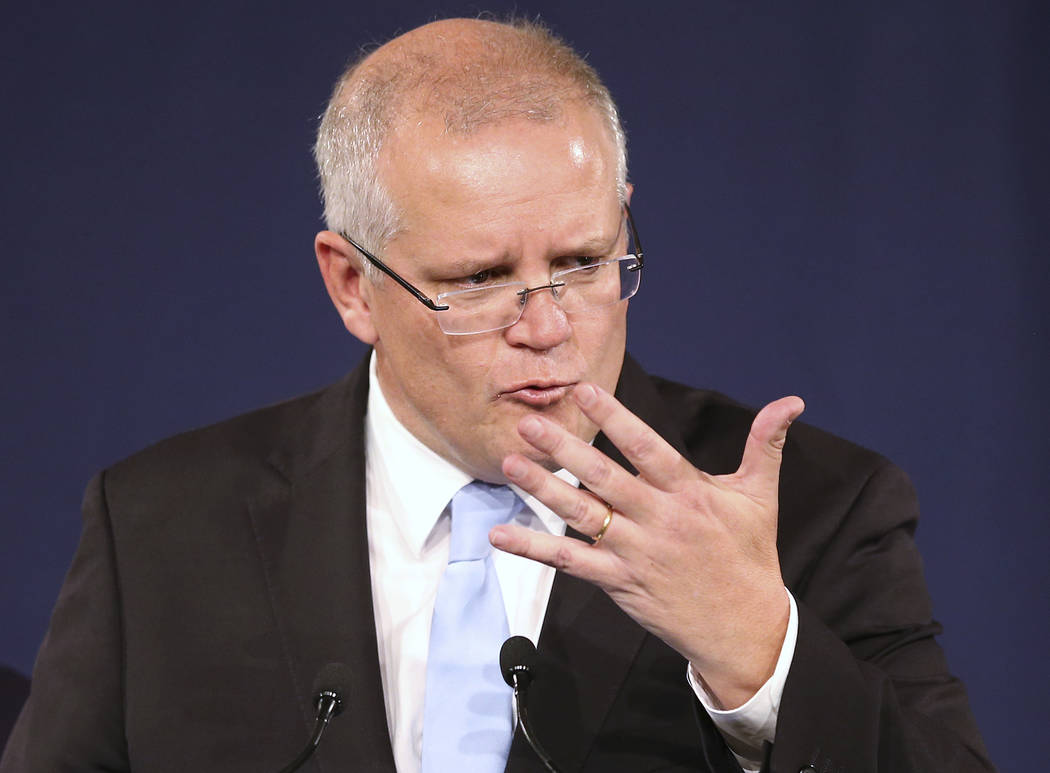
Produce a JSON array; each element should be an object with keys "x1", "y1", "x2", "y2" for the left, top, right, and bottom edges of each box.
[
  {"x1": 248, "y1": 356, "x2": 397, "y2": 772},
  {"x1": 244, "y1": 354, "x2": 702, "y2": 772},
  {"x1": 508, "y1": 569, "x2": 643, "y2": 772},
  {"x1": 507, "y1": 356, "x2": 696, "y2": 772}
]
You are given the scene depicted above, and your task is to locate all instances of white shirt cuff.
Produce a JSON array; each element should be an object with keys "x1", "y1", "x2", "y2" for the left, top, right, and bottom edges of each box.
[{"x1": 686, "y1": 589, "x2": 798, "y2": 773}]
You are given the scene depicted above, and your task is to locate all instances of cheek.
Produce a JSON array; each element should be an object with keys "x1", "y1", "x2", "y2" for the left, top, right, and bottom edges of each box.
[
  {"x1": 414, "y1": 334, "x2": 504, "y2": 410},
  {"x1": 582, "y1": 308, "x2": 628, "y2": 373}
]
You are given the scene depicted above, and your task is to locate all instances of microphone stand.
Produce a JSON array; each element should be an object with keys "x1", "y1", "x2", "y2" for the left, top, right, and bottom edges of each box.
[
  {"x1": 510, "y1": 672, "x2": 561, "y2": 773},
  {"x1": 277, "y1": 690, "x2": 341, "y2": 773}
]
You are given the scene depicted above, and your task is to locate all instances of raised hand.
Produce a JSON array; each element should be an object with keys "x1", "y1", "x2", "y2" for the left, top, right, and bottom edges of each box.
[{"x1": 490, "y1": 382, "x2": 805, "y2": 708}]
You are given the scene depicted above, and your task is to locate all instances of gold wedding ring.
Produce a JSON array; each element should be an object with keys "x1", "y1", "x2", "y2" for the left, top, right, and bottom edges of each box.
[{"x1": 591, "y1": 504, "x2": 614, "y2": 546}]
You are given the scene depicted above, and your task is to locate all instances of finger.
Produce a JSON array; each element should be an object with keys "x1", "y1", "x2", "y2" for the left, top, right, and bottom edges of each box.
[
  {"x1": 489, "y1": 522, "x2": 616, "y2": 582},
  {"x1": 503, "y1": 453, "x2": 613, "y2": 538},
  {"x1": 736, "y1": 396, "x2": 805, "y2": 486},
  {"x1": 571, "y1": 382, "x2": 692, "y2": 491},
  {"x1": 515, "y1": 413, "x2": 642, "y2": 512}
]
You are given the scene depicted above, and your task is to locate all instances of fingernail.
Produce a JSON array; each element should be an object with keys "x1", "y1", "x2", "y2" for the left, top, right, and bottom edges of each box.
[
  {"x1": 519, "y1": 415, "x2": 543, "y2": 440},
  {"x1": 490, "y1": 527, "x2": 508, "y2": 549},
  {"x1": 575, "y1": 383, "x2": 597, "y2": 407},
  {"x1": 504, "y1": 455, "x2": 527, "y2": 479}
]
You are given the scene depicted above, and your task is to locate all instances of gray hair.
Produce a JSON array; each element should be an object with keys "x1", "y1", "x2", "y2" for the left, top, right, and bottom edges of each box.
[{"x1": 313, "y1": 18, "x2": 628, "y2": 280}]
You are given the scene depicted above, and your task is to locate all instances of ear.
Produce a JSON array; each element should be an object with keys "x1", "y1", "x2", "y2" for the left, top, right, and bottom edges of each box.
[
  {"x1": 624, "y1": 181, "x2": 634, "y2": 206},
  {"x1": 315, "y1": 230, "x2": 378, "y2": 345}
]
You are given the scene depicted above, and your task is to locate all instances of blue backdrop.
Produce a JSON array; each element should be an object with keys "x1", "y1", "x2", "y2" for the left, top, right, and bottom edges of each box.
[{"x1": 2, "y1": 1, "x2": 1046, "y2": 768}]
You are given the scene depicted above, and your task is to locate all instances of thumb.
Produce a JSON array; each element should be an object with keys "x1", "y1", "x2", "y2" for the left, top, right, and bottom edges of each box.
[{"x1": 737, "y1": 395, "x2": 805, "y2": 486}]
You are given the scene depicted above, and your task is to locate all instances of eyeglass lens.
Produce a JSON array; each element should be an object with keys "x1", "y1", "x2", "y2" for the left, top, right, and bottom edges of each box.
[{"x1": 435, "y1": 255, "x2": 641, "y2": 335}]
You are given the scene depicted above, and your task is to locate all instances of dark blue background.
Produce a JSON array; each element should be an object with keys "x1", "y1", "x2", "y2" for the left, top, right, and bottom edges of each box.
[{"x1": 2, "y1": 1, "x2": 1045, "y2": 768}]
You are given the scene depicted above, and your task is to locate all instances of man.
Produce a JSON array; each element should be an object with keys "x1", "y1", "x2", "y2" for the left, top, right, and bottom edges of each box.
[{"x1": 3, "y1": 17, "x2": 994, "y2": 773}]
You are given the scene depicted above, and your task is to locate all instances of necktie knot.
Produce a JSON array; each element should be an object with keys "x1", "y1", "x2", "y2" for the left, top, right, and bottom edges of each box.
[{"x1": 449, "y1": 481, "x2": 524, "y2": 562}]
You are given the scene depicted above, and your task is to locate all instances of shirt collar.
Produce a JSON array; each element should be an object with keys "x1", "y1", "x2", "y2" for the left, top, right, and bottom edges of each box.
[{"x1": 364, "y1": 351, "x2": 573, "y2": 558}]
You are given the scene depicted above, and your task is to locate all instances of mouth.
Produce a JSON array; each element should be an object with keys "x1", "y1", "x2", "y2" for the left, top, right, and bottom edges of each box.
[{"x1": 497, "y1": 381, "x2": 577, "y2": 407}]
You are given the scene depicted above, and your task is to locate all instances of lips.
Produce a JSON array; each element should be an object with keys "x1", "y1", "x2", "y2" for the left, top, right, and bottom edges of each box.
[{"x1": 498, "y1": 381, "x2": 576, "y2": 407}]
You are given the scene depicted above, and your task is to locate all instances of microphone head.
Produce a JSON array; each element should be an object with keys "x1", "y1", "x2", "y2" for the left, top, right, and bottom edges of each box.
[
  {"x1": 499, "y1": 636, "x2": 538, "y2": 688},
  {"x1": 312, "y1": 662, "x2": 352, "y2": 717}
]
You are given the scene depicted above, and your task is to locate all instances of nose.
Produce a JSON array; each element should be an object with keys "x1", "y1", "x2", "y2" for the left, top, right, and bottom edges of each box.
[{"x1": 503, "y1": 283, "x2": 572, "y2": 350}]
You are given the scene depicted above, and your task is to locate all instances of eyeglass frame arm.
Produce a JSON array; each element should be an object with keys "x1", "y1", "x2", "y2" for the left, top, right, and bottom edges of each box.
[
  {"x1": 623, "y1": 203, "x2": 644, "y2": 272},
  {"x1": 339, "y1": 233, "x2": 450, "y2": 311},
  {"x1": 337, "y1": 202, "x2": 643, "y2": 313}
]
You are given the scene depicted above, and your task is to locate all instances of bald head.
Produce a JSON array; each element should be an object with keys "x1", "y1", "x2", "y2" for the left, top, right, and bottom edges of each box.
[
  {"x1": 344, "y1": 18, "x2": 609, "y2": 133},
  {"x1": 313, "y1": 18, "x2": 627, "y2": 263}
]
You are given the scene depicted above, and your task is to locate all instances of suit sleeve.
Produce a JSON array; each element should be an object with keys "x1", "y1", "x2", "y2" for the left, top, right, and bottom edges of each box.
[
  {"x1": 771, "y1": 461, "x2": 996, "y2": 772},
  {"x1": 1, "y1": 472, "x2": 130, "y2": 772}
]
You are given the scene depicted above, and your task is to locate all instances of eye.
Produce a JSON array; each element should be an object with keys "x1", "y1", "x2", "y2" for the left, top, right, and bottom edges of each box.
[
  {"x1": 556, "y1": 255, "x2": 601, "y2": 272},
  {"x1": 445, "y1": 265, "x2": 512, "y2": 290},
  {"x1": 464, "y1": 268, "x2": 498, "y2": 286}
]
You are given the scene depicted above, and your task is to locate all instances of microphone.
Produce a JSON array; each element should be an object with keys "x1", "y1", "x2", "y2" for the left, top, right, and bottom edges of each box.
[
  {"x1": 500, "y1": 636, "x2": 562, "y2": 773},
  {"x1": 277, "y1": 662, "x2": 352, "y2": 773}
]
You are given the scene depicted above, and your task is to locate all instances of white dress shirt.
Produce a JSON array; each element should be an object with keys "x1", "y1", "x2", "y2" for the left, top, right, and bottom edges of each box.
[{"x1": 363, "y1": 352, "x2": 797, "y2": 773}]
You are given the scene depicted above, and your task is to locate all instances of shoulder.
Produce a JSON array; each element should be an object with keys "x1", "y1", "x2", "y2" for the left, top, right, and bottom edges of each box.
[
  {"x1": 637, "y1": 365, "x2": 890, "y2": 483},
  {"x1": 636, "y1": 367, "x2": 921, "y2": 589},
  {"x1": 625, "y1": 360, "x2": 915, "y2": 538},
  {"x1": 103, "y1": 386, "x2": 318, "y2": 494},
  {"x1": 98, "y1": 359, "x2": 369, "y2": 515}
]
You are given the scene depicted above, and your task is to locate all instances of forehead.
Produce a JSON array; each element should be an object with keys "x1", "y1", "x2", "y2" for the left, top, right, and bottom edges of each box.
[{"x1": 377, "y1": 103, "x2": 621, "y2": 251}]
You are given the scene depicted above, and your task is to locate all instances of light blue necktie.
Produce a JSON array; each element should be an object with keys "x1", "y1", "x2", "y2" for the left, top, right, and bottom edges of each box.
[{"x1": 421, "y1": 481, "x2": 525, "y2": 773}]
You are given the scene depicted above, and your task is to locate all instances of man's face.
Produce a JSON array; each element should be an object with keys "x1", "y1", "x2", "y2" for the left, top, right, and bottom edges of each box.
[{"x1": 361, "y1": 103, "x2": 628, "y2": 482}]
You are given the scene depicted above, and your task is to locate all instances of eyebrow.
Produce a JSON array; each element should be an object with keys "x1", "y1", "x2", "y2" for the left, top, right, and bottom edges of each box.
[
  {"x1": 579, "y1": 216, "x2": 625, "y2": 255},
  {"x1": 424, "y1": 218, "x2": 627, "y2": 277},
  {"x1": 570, "y1": 233, "x2": 619, "y2": 255}
]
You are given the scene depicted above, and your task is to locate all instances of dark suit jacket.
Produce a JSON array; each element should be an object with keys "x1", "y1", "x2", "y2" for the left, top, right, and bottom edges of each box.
[
  {"x1": 0, "y1": 668, "x2": 29, "y2": 756},
  {"x1": 2, "y1": 355, "x2": 994, "y2": 772}
]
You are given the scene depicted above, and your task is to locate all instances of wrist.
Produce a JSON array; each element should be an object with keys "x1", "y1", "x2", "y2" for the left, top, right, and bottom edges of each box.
[{"x1": 689, "y1": 589, "x2": 790, "y2": 709}]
